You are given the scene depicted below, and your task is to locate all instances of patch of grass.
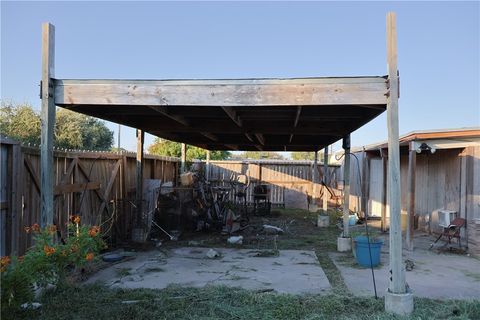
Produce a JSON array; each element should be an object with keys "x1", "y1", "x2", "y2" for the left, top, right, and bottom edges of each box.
[
  {"x1": 115, "y1": 268, "x2": 131, "y2": 277},
  {"x1": 143, "y1": 267, "x2": 165, "y2": 273},
  {"x1": 228, "y1": 275, "x2": 249, "y2": 281},
  {"x1": 463, "y1": 271, "x2": 480, "y2": 281},
  {"x1": 248, "y1": 249, "x2": 279, "y2": 257},
  {"x1": 6, "y1": 284, "x2": 479, "y2": 320},
  {"x1": 334, "y1": 253, "x2": 383, "y2": 270}
]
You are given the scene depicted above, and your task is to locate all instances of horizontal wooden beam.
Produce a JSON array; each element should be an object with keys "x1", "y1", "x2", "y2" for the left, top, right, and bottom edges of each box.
[
  {"x1": 54, "y1": 181, "x2": 101, "y2": 195},
  {"x1": 148, "y1": 106, "x2": 189, "y2": 126},
  {"x1": 55, "y1": 77, "x2": 387, "y2": 107}
]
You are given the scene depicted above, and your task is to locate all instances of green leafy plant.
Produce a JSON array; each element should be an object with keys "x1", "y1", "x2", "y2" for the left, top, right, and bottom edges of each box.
[{"x1": 1, "y1": 217, "x2": 106, "y2": 312}]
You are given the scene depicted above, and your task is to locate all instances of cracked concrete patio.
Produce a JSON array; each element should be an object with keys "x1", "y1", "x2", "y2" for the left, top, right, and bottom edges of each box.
[{"x1": 86, "y1": 247, "x2": 331, "y2": 295}]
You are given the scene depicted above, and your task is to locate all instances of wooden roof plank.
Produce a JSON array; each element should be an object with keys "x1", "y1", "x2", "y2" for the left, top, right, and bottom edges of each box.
[{"x1": 54, "y1": 77, "x2": 388, "y2": 107}]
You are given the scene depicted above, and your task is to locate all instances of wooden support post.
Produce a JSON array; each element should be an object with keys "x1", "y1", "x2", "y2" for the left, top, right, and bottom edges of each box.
[
  {"x1": 323, "y1": 146, "x2": 329, "y2": 212},
  {"x1": 312, "y1": 150, "x2": 318, "y2": 206},
  {"x1": 361, "y1": 149, "x2": 369, "y2": 219},
  {"x1": 406, "y1": 141, "x2": 416, "y2": 251},
  {"x1": 181, "y1": 143, "x2": 186, "y2": 173},
  {"x1": 40, "y1": 22, "x2": 55, "y2": 228},
  {"x1": 381, "y1": 149, "x2": 388, "y2": 232},
  {"x1": 206, "y1": 150, "x2": 211, "y2": 181},
  {"x1": 386, "y1": 12, "x2": 405, "y2": 294},
  {"x1": 343, "y1": 135, "x2": 351, "y2": 237},
  {"x1": 136, "y1": 129, "x2": 144, "y2": 223}
]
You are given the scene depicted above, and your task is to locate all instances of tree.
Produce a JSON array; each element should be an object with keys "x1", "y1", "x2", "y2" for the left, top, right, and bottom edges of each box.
[
  {"x1": 0, "y1": 102, "x2": 114, "y2": 150},
  {"x1": 147, "y1": 138, "x2": 230, "y2": 161},
  {"x1": 0, "y1": 102, "x2": 41, "y2": 145},
  {"x1": 55, "y1": 109, "x2": 113, "y2": 150},
  {"x1": 235, "y1": 151, "x2": 285, "y2": 160},
  {"x1": 291, "y1": 151, "x2": 324, "y2": 161}
]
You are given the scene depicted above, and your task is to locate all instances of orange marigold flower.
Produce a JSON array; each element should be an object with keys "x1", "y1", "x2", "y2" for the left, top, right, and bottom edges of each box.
[
  {"x1": 32, "y1": 223, "x2": 40, "y2": 232},
  {"x1": 0, "y1": 256, "x2": 11, "y2": 271},
  {"x1": 73, "y1": 216, "x2": 81, "y2": 225},
  {"x1": 47, "y1": 224, "x2": 57, "y2": 235},
  {"x1": 88, "y1": 226, "x2": 100, "y2": 237},
  {"x1": 24, "y1": 226, "x2": 31, "y2": 233},
  {"x1": 85, "y1": 253, "x2": 94, "y2": 262},
  {"x1": 43, "y1": 245, "x2": 56, "y2": 256}
]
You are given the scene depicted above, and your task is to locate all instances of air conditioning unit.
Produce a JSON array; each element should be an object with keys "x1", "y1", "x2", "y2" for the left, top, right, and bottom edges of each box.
[{"x1": 437, "y1": 210, "x2": 457, "y2": 228}]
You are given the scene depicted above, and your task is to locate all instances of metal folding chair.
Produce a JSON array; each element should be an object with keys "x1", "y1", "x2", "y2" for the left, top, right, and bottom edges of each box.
[{"x1": 429, "y1": 217, "x2": 465, "y2": 250}]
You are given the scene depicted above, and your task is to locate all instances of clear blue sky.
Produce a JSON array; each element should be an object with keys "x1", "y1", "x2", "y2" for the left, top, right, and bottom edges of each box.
[{"x1": 2, "y1": 1, "x2": 479, "y2": 153}]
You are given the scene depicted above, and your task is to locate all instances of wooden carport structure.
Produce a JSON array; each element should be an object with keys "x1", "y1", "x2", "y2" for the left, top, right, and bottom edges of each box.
[{"x1": 39, "y1": 12, "x2": 411, "y2": 314}]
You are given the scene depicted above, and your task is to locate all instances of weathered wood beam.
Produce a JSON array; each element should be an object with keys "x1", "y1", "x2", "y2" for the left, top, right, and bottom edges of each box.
[
  {"x1": 180, "y1": 143, "x2": 186, "y2": 173},
  {"x1": 136, "y1": 129, "x2": 144, "y2": 220},
  {"x1": 147, "y1": 106, "x2": 189, "y2": 126},
  {"x1": 24, "y1": 157, "x2": 41, "y2": 194},
  {"x1": 386, "y1": 12, "x2": 405, "y2": 295},
  {"x1": 323, "y1": 146, "x2": 329, "y2": 211},
  {"x1": 289, "y1": 106, "x2": 302, "y2": 143},
  {"x1": 148, "y1": 125, "x2": 346, "y2": 135},
  {"x1": 380, "y1": 148, "x2": 388, "y2": 232},
  {"x1": 40, "y1": 22, "x2": 55, "y2": 228},
  {"x1": 406, "y1": 141, "x2": 416, "y2": 251},
  {"x1": 200, "y1": 132, "x2": 219, "y2": 142},
  {"x1": 54, "y1": 77, "x2": 388, "y2": 107},
  {"x1": 54, "y1": 181, "x2": 100, "y2": 195},
  {"x1": 244, "y1": 133, "x2": 254, "y2": 143},
  {"x1": 221, "y1": 106, "x2": 243, "y2": 127},
  {"x1": 342, "y1": 135, "x2": 351, "y2": 237},
  {"x1": 205, "y1": 150, "x2": 210, "y2": 181},
  {"x1": 225, "y1": 144, "x2": 239, "y2": 150},
  {"x1": 255, "y1": 133, "x2": 265, "y2": 146}
]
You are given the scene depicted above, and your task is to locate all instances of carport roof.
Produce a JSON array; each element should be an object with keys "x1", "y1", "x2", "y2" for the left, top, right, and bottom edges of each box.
[{"x1": 54, "y1": 76, "x2": 388, "y2": 151}]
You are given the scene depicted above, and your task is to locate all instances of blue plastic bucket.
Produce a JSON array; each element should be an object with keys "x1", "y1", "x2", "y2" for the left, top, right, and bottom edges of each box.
[
  {"x1": 348, "y1": 214, "x2": 357, "y2": 226},
  {"x1": 354, "y1": 236, "x2": 383, "y2": 267}
]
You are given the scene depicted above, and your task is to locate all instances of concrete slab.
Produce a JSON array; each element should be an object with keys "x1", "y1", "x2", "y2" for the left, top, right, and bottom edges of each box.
[
  {"x1": 87, "y1": 247, "x2": 331, "y2": 295},
  {"x1": 331, "y1": 244, "x2": 480, "y2": 299}
]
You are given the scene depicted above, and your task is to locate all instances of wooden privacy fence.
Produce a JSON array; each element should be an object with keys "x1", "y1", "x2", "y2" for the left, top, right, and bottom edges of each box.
[
  {"x1": 0, "y1": 140, "x2": 178, "y2": 256},
  {"x1": 203, "y1": 160, "x2": 341, "y2": 207}
]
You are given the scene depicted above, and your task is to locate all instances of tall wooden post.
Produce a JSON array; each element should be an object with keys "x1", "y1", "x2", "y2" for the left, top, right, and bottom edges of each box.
[
  {"x1": 361, "y1": 148, "x2": 369, "y2": 218},
  {"x1": 381, "y1": 149, "x2": 388, "y2": 232},
  {"x1": 406, "y1": 141, "x2": 416, "y2": 250},
  {"x1": 206, "y1": 150, "x2": 211, "y2": 181},
  {"x1": 181, "y1": 143, "x2": 186, "y2": 173},
  {"x1": 342, "y1": 135, "x2": 351, "y2": 237},
  {"x1": 386, "y1": 12, "x2": 405, "y2": 295},
  {"x1": 323, "y1": 146, "x2": 329, "y2": 212},
  {"x1": 136, "y1": 129, "x2": 144, "y2": 221},
  {"x1": 40, "y1": 23, "x2": 55, "y2": 228},
  {"x1": 312, "y1": 150, "x2": 318, "y2": 207}
]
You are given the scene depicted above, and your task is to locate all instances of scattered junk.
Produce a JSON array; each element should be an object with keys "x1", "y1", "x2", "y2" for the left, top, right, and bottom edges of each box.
[
  {"x1": 102, "y1": 253, "x2": 125, "y2": 263},
  {"x1": 405, "y1": 259, "x2": 415, "y2": 271},
  {"x1": 227, "y1": 235, "x2": 244, "y2": 245},
  {"x1": 253, "y1": 184, "x2": 272, "y2": 216},
  {"x1": 317, "y1": 214, "x2": 330, "y2": 227},
  {"x1": 145, "y1": 166, "x2": 277, "y2": 244},
  {"x1": 21, "y1": 302, "x2": 42, "y2": 310},
  {"x1": 262, "y1": 225, "x2": 284, "y2": 235},
  {"x1": 206, "y1": 248, "x2": 221, "y2": 259}
]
